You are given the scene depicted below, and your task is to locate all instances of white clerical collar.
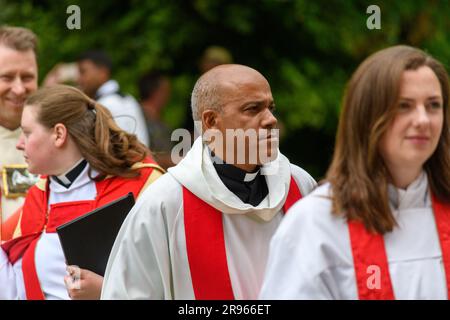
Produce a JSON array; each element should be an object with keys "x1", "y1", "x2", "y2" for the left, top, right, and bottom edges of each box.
[
  {"x1": 53, "y1": 158, "x2": 87, "y2": 188},
  {"x1": 168, "y1": 137, "x2": 292, "y2": 221},
  {"x1": 209, "y1": 149, "x2": 261, "y2": 183},
  {"x1": 244, "y1": 171, "x2": 259, "y2": 182},
  {"x1": 50, "y1": 161, "x2": 97, "y2": 195},
  {"x1": 388, "y1": 171, "x2": 429, "y2": 210}
]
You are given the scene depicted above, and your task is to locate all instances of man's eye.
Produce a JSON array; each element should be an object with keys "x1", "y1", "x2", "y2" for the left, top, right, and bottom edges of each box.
[{"x1": 22, "y1": 75, "x2": 35, "y2": 82}]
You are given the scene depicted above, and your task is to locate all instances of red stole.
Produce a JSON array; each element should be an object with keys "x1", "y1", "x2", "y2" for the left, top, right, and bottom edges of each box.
[
  {"x1": 348, "y1": 193, "x2": 450, "y2": 300},
  {"x1": 183, "y1": 176, "x2": 302, "y2": 300},
  {"x1": 1, "y1": 207, "x2": 22, "y2": 241},
  {"x1": 1, "y1": 158, "x2": 157, "y2": 300}
]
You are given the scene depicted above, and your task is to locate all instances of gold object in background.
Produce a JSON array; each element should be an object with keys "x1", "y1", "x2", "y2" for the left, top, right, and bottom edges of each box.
[{"x1": 2, "y1": 165, "x2": 39, "y2": 198}]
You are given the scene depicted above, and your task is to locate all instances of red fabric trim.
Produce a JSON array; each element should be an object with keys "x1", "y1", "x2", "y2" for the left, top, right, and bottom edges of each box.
[
  {"x1": 348, "y1": 194, "x2": 450, "y2": 300},
  {"x1": 94, "y1": 158, "x2": 156, "y2": 207},
  {"x1": 183, "y1": 187, "x2": 234, "y2": 300},
  {"x1": 2, "y1": 157, "x2": 157, "y2": 299},
  {"x1": 1, "y1": 233, "x2": 40, "y2": 265},
  {"x1": 283, "y1": 176, "x2": 302, "y2": 214},
  {"x1": 20, "y1": 181, "x2": 48, "y2": 236},
  {"x1": 431, "y1": 194, "x2": 450, "y2": 299},
  {"x1": 45, "y1": 200, "x2": 93, "y2": 233},
  {"x1": 5, "y1": 156, "x2": 157, "y2": 263},
  {"x1": 183, "y1": 175, "x2": 302, "y2": 300},
  {"x1": 23, "y1": 201, "x2": 94, "y2": 299},
  {"x1": 348, "y1": 221, "x2": 395, "y2": 299},
  {"x1": 22, "y1": 238, "x2": 45, "y2": 300},
  {"x1": 1, "y1": 207, "x2": 22, "y2": 241}
]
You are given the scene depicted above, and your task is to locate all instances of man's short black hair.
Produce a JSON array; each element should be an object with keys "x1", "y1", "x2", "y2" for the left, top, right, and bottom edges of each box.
[
  {"x1": 138, "y1": 70, "x2": 166, "y2": 101},
  {"x1": 77, "y1": 50, "x2": 112, "y2": 72}
]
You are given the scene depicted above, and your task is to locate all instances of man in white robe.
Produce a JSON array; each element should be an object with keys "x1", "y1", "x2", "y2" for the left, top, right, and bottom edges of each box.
[
  {"x1": 101, "y1": 64, "x2": 316, "y2": 299},
  {"x1": 0, "y1": 26, "x2": 38, "y2": 237},
  {"x1": 76, "y1": 50, "x2": 149, "y2": 147}
]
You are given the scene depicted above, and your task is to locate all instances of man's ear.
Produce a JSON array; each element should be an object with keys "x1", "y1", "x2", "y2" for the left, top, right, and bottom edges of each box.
[
  {"x1": 202, "y1": 109, "x2": 218, "y2": 131},
  {"x1": 53, "y1": 123, "x2": 68, "y2": 148}
]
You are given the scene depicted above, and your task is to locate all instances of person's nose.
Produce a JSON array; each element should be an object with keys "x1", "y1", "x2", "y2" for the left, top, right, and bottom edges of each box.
[
  {"x1": 413, "y1": 104, "x2": 431, "y2": 129},
  {"x1": 11, "y1": 77, "x2": 26, "y2": 96},
  {"x1": 261, "y1": 108, "x2": 278, "y2": 129},
  {"x1": 16, "y1": 132, "x2": 25, "y2": 151}
]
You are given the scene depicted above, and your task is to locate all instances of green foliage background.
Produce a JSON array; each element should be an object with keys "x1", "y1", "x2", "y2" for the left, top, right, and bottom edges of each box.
[{"x1": 1, "y1": 0, "x2": 449, "y2": 179}]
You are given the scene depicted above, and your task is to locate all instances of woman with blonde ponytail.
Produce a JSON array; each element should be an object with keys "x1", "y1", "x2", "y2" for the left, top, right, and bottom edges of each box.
[{"x1": 0, "y1": 85, "x2": 164, "y2": 300}]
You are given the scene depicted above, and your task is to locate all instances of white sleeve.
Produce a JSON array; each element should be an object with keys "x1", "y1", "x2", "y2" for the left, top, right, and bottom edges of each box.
[
  {"x1": 290, "y1": 164, "x2": 317, "y2": 196},
  {"x1": 101, "y1": 184, "x2": 173, "y2": 300},
  {"x1": 0, "y1": 247, "x2": 19, "y2": 299},
  {"x1": 259, "y1": 193, "x2": 345, "y2": 300},
  {"x1": 259, "y1": 224, "x2": 335, "y2": 299}
]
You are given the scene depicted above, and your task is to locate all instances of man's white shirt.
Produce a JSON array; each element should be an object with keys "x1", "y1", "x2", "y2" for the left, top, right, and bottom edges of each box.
[{"x1": 96, "y1": 80, "x2": 149, "y2": 147}]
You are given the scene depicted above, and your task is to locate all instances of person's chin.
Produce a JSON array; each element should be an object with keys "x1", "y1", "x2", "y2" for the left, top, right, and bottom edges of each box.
[
  {"x1": 259, "y1": 136, "x2": 278, "y2": 154},
  {"x1": 257, "y1": 147, "x2": 278, "y2": 165},
  {"x1": 26, "y1": 165, "x2": 39, "y2": 175},
  {"x1": 399, "y1": 154, "x2": 428, "y2": 169}
]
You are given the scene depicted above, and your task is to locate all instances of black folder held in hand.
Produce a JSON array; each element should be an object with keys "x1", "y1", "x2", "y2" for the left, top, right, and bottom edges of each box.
[{"x1": 56, "y1": 192, "x2": 135, "y2": 276}]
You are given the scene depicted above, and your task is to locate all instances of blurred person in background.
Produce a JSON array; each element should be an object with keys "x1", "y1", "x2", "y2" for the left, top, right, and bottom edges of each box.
[
  {"x1": 182, "y1": 46, "x2": 233, "y2": 137},
  {"x1": 0, "y1": 26, "x2": 38, "y2": 241},
  {"x1": 77, "y1": 50, "x2": 149, "y2": 147},
  {"x1": 42, "y1": 62, "x2": 79, "y2": 87},
  {"x1": 138, "y1": 70, "x2": 174, "y2": 169}
]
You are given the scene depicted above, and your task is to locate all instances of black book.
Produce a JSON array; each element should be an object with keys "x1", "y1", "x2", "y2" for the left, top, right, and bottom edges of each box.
[{"x1": 56, "y1": 192, "x2": 135, "y2": 276}]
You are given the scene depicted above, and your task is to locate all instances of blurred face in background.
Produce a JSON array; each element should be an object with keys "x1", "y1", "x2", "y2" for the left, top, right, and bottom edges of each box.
[
  {"x1": 379, "y1": 66, "x2": 444, "y2": 184},
  {"x1": 77, "y1": 59, "x2": 108, "y2": 98},
  {"x1": 160, "y1": 78, "x2": 171, "y2": 107},
  {"x1": 0, "y1": 45, "x2": 38, "y2": 130},
  {"x1": 153, "y1": 77, "x2": 171, "y2": 112}
]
